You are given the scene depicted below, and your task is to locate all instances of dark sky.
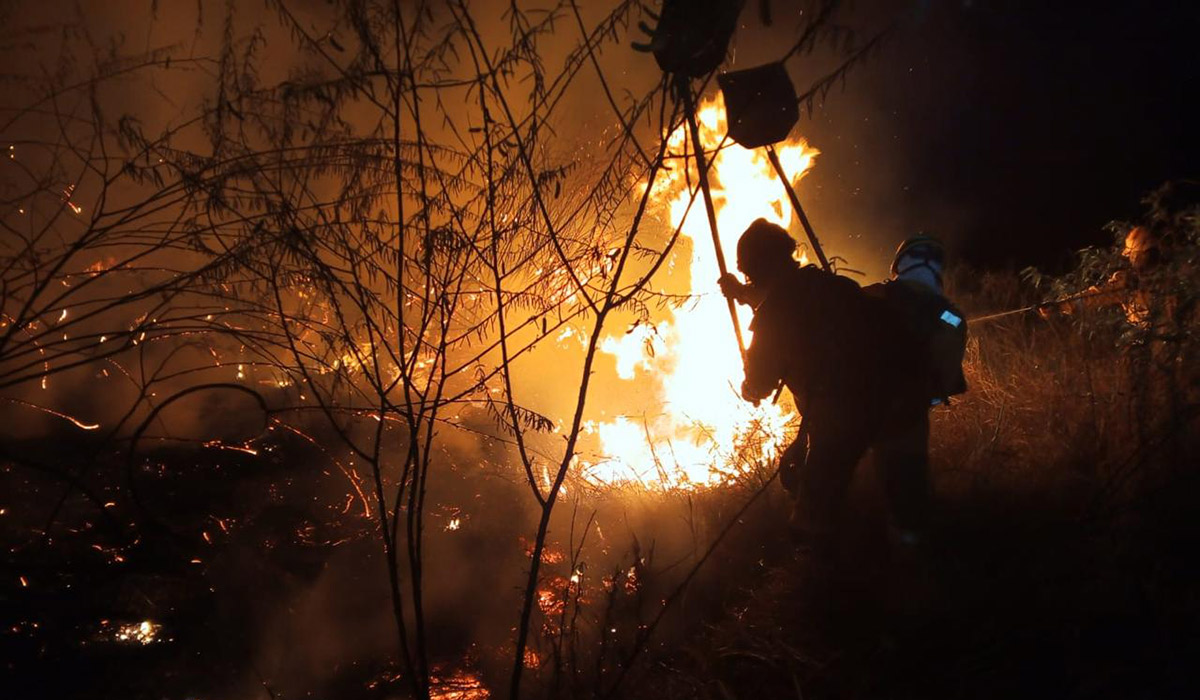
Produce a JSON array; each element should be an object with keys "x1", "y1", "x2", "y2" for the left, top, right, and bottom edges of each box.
[
  {"x1": 5, "y1": 0, "x2": 1194, "y2": 277},
  {"x1": 748, "y1": 0, "x2": 1199, "y2": 274}
]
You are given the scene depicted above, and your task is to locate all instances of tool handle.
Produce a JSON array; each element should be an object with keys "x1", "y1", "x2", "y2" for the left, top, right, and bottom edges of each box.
[
  {"x1": 766, "y1": 144, "x2": 831, "y2": 273},
  {"x1": 679, "y1": 77, "x2": 747, "y2": 360}
]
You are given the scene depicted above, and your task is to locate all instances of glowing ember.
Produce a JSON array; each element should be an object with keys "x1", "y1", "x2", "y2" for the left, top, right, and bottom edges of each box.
[
  {"x1": 61, "y1": 184, "x2": 83, "y2": 214},
  {"x1": 429, "y1": 670, "x2": 490, "y2": 700},
  {"x1": 523, "y1": 648, "x2": 542, "y2": 669},
  {"x1": 536, "y1": 588, "x2": 561, "y2": 617},
  {"x1": 4, "y1": 398, "x2": 101, "y2": 430},
  {"x1": 202, "y1": 440, "x2": 258, "y2": 456},
  {"x1": 110, "y1": 620, "x2": 162, "y2": 645},
  {"x1": 590, "y1": 94, "x2": 816, "y2": 487}
]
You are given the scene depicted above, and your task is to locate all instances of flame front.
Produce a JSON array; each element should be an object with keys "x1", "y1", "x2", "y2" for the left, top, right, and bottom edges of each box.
[{"x1": 587, "y1": 96, "x2": 818, "y2": 488}]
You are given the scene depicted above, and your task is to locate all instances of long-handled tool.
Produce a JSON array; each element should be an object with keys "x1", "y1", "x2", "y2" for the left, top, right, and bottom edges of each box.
[
  {"x1": 678, "y1": 76, "x2": 747, "y2": 360},
  {"x1": 764, "y1": 145, "x2": 830, "y2": 272},
  {"x1": 718, "y1": 62, "x2": 832, "y2": 273},
  {"x1": 632, "y1": 1, "x2": 750, "y2": 359},
  {"x1": 716, "y1": 62, "x2": 834, "y2": 405}
]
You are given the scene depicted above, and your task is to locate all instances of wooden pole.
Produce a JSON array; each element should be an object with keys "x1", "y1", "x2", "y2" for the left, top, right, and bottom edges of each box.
[
  {"x1": 765, "y1": 143, "x2": 831, "y2": 273},
  {"x1": 678, "y1": 77, "x2": 746, "y2": 360}
]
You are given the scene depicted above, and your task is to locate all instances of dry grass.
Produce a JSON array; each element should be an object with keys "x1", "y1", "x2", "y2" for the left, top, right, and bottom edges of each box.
[
  {"x1": 4, "y1": 264, "x2": 1195, "y2": 699},
  {"x1": 619, "y1": 267, "x2": 1199, "y2": 700}
]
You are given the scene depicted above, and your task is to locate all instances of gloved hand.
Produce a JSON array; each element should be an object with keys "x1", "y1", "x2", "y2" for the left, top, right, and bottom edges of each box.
[
  {"x1": 718, "y1": 273, "x2": 748, "y2": 303},
  {"x1": 740, "y1": 378, "x2": 762, "y2": 406},
  {"x1": 720, "y1": 273, "x2": 768, "y2": 307}
]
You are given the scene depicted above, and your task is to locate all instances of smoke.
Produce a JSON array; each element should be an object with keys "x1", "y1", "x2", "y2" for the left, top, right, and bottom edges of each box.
[{"x1": 0, "y1": 2, "x2": 908, "y2": 697}]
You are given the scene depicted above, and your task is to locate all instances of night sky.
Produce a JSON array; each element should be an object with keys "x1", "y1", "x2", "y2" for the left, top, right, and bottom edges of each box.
[
  {"x1": 6, "y1": 0, "x2": 1192, "y2": 277},
  {"x1": 748, "y1": 0, "x2": 1199, "y2": 275}
]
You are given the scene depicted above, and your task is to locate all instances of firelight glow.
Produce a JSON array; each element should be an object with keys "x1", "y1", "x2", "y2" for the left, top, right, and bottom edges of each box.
[{"x1": 587, "y1": 95, "x2": 817, "y2": 488}]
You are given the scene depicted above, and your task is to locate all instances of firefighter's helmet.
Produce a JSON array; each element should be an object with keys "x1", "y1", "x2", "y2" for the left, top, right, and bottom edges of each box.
[
  {"x1": 736, "y1": 218, "x2": 796, "y2": 281},
  {"x1": 891, "y1": 235, "x2": 945, "y2": 279}
]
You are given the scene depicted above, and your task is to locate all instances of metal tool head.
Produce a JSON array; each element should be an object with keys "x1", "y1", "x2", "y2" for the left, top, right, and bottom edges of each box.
[
  {"x1": 633, "y1": 0, "x2": 745, "y2": 78},
  {"x1": 718, "y1": 62, "x2": 799, "y2": 149}
]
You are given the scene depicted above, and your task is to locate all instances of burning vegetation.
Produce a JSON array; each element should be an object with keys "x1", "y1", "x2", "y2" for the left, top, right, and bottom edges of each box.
[{"x1": 1, "y1": 2, "x2": 1197, "y2": 700}]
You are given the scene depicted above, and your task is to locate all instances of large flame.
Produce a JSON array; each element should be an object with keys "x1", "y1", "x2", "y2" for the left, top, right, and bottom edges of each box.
[{"x1": 584, "y1": 95, "x2": 818, "y2": 488}]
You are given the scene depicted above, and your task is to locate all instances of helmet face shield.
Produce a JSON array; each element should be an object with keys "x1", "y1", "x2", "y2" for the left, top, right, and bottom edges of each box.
[{"x1": 891, "y1": 235, "x2": 945, "y2": 277}]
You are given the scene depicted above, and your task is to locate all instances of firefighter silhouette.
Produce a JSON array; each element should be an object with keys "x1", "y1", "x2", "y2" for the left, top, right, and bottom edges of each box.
[
  {"x1": 1042, "y1": 181, "x2": 1200, "y2": 331},
  {"x1": 871, "y1": 235, "x2": 968, "y2": 406},
  {"x1": 719, "y1": 220, "x2": 941, "y2": 556},
  {"x1": 1045, "y1": 225, "x2": 1162, "y2": 326}
]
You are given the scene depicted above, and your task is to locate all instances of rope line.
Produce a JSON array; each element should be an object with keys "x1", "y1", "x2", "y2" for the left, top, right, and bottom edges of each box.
[
  {"x1": 968, "y1": 288, "x2": 1106, "y2": 325},
  {"x1": 968, "y1": 304, "x2": 1046, "y2": 324}
]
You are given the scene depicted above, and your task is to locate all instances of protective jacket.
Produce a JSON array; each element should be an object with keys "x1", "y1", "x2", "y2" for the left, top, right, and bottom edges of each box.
[
  {"x1": 742, "y1": 264, "x2": 924, "y2": 410},
  {"x1": 742, "y1": 264, "x2": 932, "y2": 543},
  {"x1": 868, "y1": 279, "x2": 968, "y2": 404}
]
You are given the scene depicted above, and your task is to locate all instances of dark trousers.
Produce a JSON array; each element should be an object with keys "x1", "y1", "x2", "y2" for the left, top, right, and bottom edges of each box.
[{"x1": 781, "y1": 395, "x2": 930, "y2": 542}]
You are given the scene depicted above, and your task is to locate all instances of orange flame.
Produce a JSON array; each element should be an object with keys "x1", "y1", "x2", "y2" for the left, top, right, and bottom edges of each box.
[{"x1": 587, "y1": 94, "x2": 817, "y2": 488}]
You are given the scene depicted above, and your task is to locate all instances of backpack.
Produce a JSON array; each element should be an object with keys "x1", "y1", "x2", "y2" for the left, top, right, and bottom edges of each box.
[{"x1": 881, "y1": 280, "x2": 968, "y2": 405}]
